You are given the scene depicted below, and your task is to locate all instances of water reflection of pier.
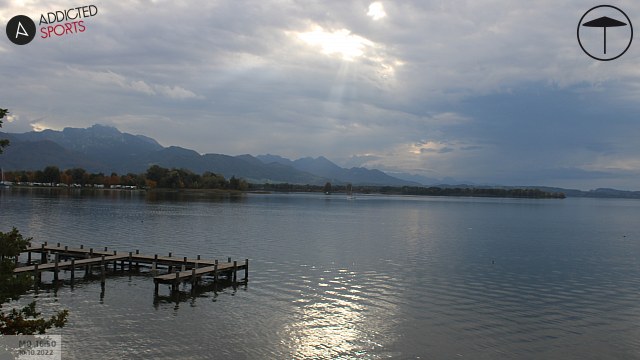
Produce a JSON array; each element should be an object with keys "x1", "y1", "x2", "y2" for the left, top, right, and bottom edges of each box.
[{"x1": 14, "y1": 242, "x2": 248, "y2": 297}]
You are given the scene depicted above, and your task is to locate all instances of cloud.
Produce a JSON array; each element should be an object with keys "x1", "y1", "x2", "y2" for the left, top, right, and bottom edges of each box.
[
  {"x1": 155, "y1": 85, "x2": 199, "y2": 100},
  {"x1": 66, "y1": 68, "x2": 200, "y2": 99},
  {"x1": 30, "y1": 121, "x2": 62, "y2": 132},
  {"x1": 1, "y1": 0, "x2": 640, "y2": 188},
  {"x1": 367, "y1": 2, "x2": 387, "y2": 21},
  {"x1": 295, "y1": 26, "x2": 374, "y2": 61}
]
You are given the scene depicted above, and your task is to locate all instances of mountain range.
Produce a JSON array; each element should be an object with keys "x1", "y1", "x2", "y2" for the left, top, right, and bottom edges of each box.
[
  {"x1": 2, "y1": 125, "x2": 640, "y2": 197},
  {"x1": 0, "y1": 125, "x2": 418, "y2": 186}
]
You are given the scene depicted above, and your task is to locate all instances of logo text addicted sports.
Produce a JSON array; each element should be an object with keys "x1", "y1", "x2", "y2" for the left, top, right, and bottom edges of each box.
[
  {"x1": 5, "y1": 4, "x2": 98, "y2": 45},
  {"x1": 38, "y1": 5, "x2": 98, "y2": 39}
]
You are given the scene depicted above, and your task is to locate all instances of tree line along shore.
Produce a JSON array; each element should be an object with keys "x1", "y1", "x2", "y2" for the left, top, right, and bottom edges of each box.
[{"x1": 2, "y1": 165, "x2": 566, "y2": 199}]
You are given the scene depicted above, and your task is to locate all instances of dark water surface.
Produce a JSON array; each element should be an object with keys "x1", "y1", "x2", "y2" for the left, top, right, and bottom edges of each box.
[{"x1": 2, "y1": 188, "x2": 640, "y2": 359}]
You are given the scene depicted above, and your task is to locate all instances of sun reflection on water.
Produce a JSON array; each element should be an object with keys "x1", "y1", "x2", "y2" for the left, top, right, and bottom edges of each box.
[{"x1": 282, "y1": 269, "x2": 397, "y2": 359}]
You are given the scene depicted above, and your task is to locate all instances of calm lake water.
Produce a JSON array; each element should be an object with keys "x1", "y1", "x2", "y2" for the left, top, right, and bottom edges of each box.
[{"x1": 2, "y1": 188, "x2": 640, "y2": 359}]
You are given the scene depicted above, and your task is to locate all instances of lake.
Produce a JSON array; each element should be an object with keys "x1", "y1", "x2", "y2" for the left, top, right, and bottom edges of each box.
[{"x1": 1, "y1": 188, "x2": 640, "y2": 359}]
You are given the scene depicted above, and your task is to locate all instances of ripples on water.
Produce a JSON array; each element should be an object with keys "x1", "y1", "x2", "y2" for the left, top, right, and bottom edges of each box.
[{"x1": 2, "y1": 189, "x2": 640, "y2": 359}]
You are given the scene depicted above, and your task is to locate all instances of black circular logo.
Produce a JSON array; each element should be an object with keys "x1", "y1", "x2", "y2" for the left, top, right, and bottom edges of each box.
[
  {"x1": 577, "y1": 5, "x2": 633, "y2": 61},
  {"x1": 5, "y1": 15, "x2": 36, "y2": 45}
]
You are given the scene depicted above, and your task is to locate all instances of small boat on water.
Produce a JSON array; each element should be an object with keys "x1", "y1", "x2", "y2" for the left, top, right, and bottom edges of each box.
[
  {"x1": 0, "y1": 168, "x2": 11, "y2": 187},
  {"x1": 346, "y1": 183, "x2": 355, "y2": 200}
]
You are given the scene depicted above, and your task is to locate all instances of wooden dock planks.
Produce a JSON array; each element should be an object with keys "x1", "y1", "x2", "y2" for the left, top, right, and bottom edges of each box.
[
  {"x1": 13, "y1": 254, "x2": 128, "y2": 273},
  {"x1": 154, "y1": 261, "x2": 247, "y2": 284},
  {"x1": 25, "y1": 243, "x2": 216, "y2": 266}
]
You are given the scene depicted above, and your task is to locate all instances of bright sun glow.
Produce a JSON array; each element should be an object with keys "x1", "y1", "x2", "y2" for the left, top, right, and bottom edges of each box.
[
  {"x1": 30, "y1": 122, "x2": 59, "y2": 132},
  {"x1": 296, "y1": 26, "x2": 374, "y2": 61},
  {"x1": 410, "y1": 141, "x2": 449, "y2": 155},
  {"x1": 367, "y1": 2, "x2": 386, "y2": 21}
]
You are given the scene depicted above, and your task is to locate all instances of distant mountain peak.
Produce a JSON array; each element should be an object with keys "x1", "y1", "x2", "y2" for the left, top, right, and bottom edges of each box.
[
  {"x1": 256, "y1": 154, "x2": 294, "y2": 166},
  {"x1": 62, "y1": 123, "x2": 120, "y2": 135},
  {"x1": 90, "y1": 124, "x2": 119, "y2": 131},
  {"x1": 258, "y1": 154, "x2": 418, "y2": 186}
]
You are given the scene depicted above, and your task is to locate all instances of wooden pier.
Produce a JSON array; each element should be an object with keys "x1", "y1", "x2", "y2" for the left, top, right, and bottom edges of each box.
[{"x1": 14, "y1": 242, "x2": 248, "y2": 296}]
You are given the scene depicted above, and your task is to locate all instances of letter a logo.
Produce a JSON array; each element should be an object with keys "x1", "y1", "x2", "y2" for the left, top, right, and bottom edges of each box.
[
  {"x1": 6, "y1": 15, "x2": 36, "y2": 45},
  {"x1": 15, "y1": 21, "x2": 29, "y2": 38}
]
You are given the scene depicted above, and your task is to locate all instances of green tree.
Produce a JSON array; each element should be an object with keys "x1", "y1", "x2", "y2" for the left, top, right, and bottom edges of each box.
[
  {"x1": 228, "y1": 176, "x2": 241, "y2": 190},
  {"x1": 0, "y1": 109, "x2": 68, "y2": 334},
  {"x1": 146, "y1": 165, "x2": 169, "y2": 183},
  {"x1": 0, "y1": 302, "x2": 68, "y2": 335},
  {"x1": 42, "y1": 166, "x2": 61, "y2": 185},
  {"x1": 323, "y1": 182, "x2": 332, "y2": 194},
  {"x1": 0, "y1": 229, "x2": 34, "y2": 305},
  {"x1": 69, "y1": 168, "x2": 87, "y2": 185},
  {"x1": 0, "y1": 108, "x2": 9, "y2": 154},
  {"x1": 0, "y1": 227, "x2": 31, "y2": 262},
  {"x1": 201, "y1": 172, "x2": 226, "y2": 189},
  {"x1": 0, "y1": 224, "x2": 69, "y2": 334},
  {"x1": 159, "y1": 169, "x2": 182, "y2": 188}
]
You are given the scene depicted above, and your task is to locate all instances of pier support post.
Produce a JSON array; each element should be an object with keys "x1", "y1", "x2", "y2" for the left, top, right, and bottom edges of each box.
[
  {"x1": 100, "y1": 255, "x2": 106, "y2": 285},
  {"x1": 70, "y1": 258, "x2": 75, "y2": 284},
  {"x1": 182, "y1": 256, "x2": 187, "y2": 272},
  {"x1": 214, "y1": 262, "x2": 218, "y2": 284},
  {"x1": 154, "y1": 281, "x2": 159, "y2": 296},
  {"x1": 40, "y1": 244, "x2": 47, "y2": 264},
  {"x1": 172, "y1": 271, "x2": 179, "y2": 293},
  {"x1": 152, "y1": 254, "x2": 157, "y2": 273},
  {"x1": 53, "y1": 253, "x2": 59, "y2": 282},
  {"x1": 245, "y1": 259, "x2": 249, "y2": 282},
  {"x1": 128, "y1": 252, "x2": 133, "y2": 271},
  {"x1": 27, "y1": 251, "x2": 31, "y2": 265},
  {"x1": 135, "y1": 250, "x2": 139, "y2": 269},
  {"x1": 191, "y1": 267, "x2": 197, "y2": 289},
  {"x1": 233, "y1": 261, "x2": 237, "y2": 283},
  {"x1": 33, "y1": 263, "x2": 40, "y2": 284}
]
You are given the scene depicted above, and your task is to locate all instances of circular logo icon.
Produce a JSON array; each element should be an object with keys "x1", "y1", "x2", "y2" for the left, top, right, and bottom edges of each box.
[
  {"x1": 5, "y1": 15, "x2": 36, "y2": 45},
  {"x1": 577, "y1": 5, "x2": 633, "y2": 61}
]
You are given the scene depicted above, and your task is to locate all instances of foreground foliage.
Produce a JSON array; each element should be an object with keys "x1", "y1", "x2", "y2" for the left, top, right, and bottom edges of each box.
[
  {"x1": 0, "y1": 228, "x2": 69, "y2": 334},
  {"x1": 0, "y1": 303, "x2": 68, "y2": 335}
]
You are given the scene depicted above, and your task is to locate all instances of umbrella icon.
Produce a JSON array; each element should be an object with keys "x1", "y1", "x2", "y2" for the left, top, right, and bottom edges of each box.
[{"x1": 582, "y1": 16, "x2": 628, "y2": 54}]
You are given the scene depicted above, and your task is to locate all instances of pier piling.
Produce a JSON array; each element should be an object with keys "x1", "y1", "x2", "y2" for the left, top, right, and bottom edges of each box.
[
  {"x1": 70, "y1": 259, "x2": 75, "y2": 283},
  {"x1": 53, "y1": 253, "x2": 59, "y2": 282},
  {"x1": 245, "y1": 259, "x2": 249, "y2": 282}
]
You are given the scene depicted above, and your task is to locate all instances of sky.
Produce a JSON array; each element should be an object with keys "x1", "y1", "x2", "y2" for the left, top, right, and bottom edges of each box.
[{"x1": 1, "y1": 0, "x2": 640, "y2": 190}]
